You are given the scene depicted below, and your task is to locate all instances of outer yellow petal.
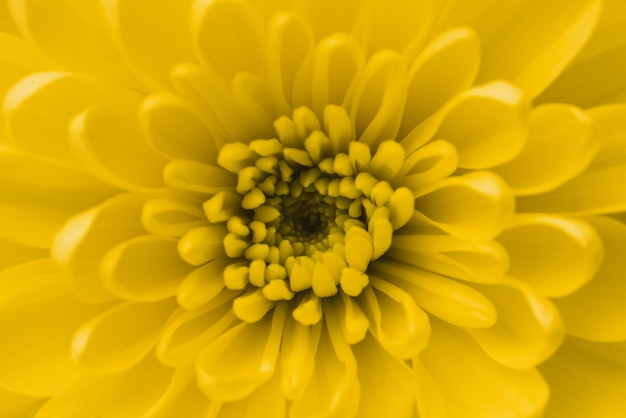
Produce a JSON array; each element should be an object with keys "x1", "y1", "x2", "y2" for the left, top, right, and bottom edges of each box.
[
  {"x1": 539, "y1": 337, "x2": 626, "y2": 418},
  {"x1": 102, "y1": 0, "x2": 196, "y2": 91},
  {"x1": 497, "y1": 215, "x2": 603, "y2": 297},
  {"x1": 0, "y1": 259, "x2": 108, "y2": 397},
  {"x1": 9, "y1": 0, "x2": 136, "y2": 85},
  {"x1": 71, "y1": 298, "x2": 176, "y2": 373},
  {"x1": 0, "y1": 149, "x2": 117, "y2": 248},
  {"x1": 443, "y1": 0, "x2": 602, "y2": 98},
  {"x1": 554, "y1": 216, "x2": 626, "y2": 342},
  {"x1": 421, "y1": 319, "x2": 549, "y2": 418}
]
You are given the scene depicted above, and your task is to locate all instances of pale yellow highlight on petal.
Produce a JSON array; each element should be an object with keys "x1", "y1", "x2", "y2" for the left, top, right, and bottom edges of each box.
[
  {"x1": 157, "y1": 293, "x2": 238, "y2": 366},
  {"x1": 292, "y1": 292, "x2": 322, "y2": 325},
  {"x1": 193, "y1": 0, "x2": 265, "y2": 81},
  {"x1": 539, "y1": 337, "x2": 626, "y2": 418},
  {"x1": 4, "y1": 72, "x2": 139, "y2": 167},
  {"x1": 469, "y1": 279, "x2": 565, "y2": 369},
  {"x1": 178, "y1": 225, "x2": 226, "y2": 266},
  {"x1": 0, "y1": 32, "x2": 54, "y2": 110},
  {"x1": 435, "y1": 81, "x2": 528, "y2": 169},
  {"x1": 353, "y1": 334, "x2": 416, "y2": 418},
  {"x1": 389, "y1": 233, "x2": 509, "y2": 284},
  {"x1": 142, "y1": 197, "x2": 207, "y2": 238},
  {"x1": 139, "y1": 92, "x2": 219, "y2": 165},
  {"x1": 70, "y1": 104, "x2": 169, "y2": 191},
  {"x1": 399, "y1": 27, "x2": 480, "y2": 137},
  {"x1": 266, "y1": 11, "x2": 313, "y2": 114},
  {"x1": 414, "y1": 171, "x2": 515, "y2": 241},
  {"x1": 398, "y1": 139, "x2": 458, "y2": 192},
  {"x1": 362, "y1": 278, "x2": 431, "y2": 359},
  {"x1": 309, "y1": 33, "x2": 365, "y2": 116},
  {"x1": 349, "y1": 50, "x2": 407, "y2": 148},
  {"x1": 279, "y1": 319, "x2": 322, "y2": 399},
  {"x1": 0, "y1": 148, "x2": 117, "y2": 249},
  {"x1": 10, "y1": 0, "x2": 136, "y2": 85},
  {"x1": 518, "y1": 104, "x2": 626, "y2": 215},
  {"x1": 164, "y1": 160, "x2": 236, "y2": 194},
  {"x1": 177, "y1": 259, "x2": 231, "y2": 310},
  {"x1": 101, "y1": 235, "x2": 195, "y2": 302},
  {"x1": 498, "y1": 215, "x2": 603, "y2": 298},
  {"x1": 196, "y1": 303, "x2": 287, "y2": 401},
  {"x1": 329, "y1": 293, "x2": 369, "y2": 345},
  {"x1": 374, "y1": 261, "x2": 497, "y2": 329},
  {"x1": 289, "y1": 313, "x2": 359, "y2": 418},
  {"x1": 554, "y1": 216, "x2": 626, "y2": 342},
  {"x1": 493, "y1": 104, "x2": 595, "y2": 195},
  {"x1": 52, "y1": 193, "x2": 147, "y2": 303},
  {"x1": 0, "y1": 259, "x2": 108, "y2": 398},
  {"x1": 102, "y1": 0, "x2": 196, "y2": 91},
  {"x1": 421, "y1": 319, "x2": 549, "y2": 418},
  {"x1": 72, "y1": 298, "x2": 176, "y2": 373}
]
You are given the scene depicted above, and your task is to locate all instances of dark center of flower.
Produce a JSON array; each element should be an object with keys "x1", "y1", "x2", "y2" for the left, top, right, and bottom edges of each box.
[{"x1": 205, "y1": 105, "x2": 414, "y2": 325}]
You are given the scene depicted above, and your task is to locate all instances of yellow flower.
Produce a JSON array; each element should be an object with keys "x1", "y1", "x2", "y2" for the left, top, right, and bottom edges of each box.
[{"x1": 1, "y1": 0, "x2": 626, "y2": 417}]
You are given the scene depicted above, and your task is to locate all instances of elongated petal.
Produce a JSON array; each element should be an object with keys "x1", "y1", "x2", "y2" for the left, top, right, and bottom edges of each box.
[
  {"x1": 279, "y1": 318, "x2": 322, "y2": 399},
  {"x1": 420, "y1": 320, "x2": 549, "y2": 418},
  {"x1": 139, "y1": 92, "x2": 219, "y2": 164},
  {"x1": 196, "y1": 303, "x2": 287, "y2": 401},
  {"x1": 414, "y1": 171, "x2": 515, "y2": 241},
  {"x1": 101, "y1": 235, "x2": 195, "y2": 301},
  {"x1": 554, "y1": 216, "x2": 626, "y2": 342},
  {"x1": 444, "y1": 0, "x2": 602, "y2": 97},
  {"x1": 35, "y1": 353, "x2": 176, "y2": 418},
  {"x1": 469, "y1": 280, "x2": 565, "y2": 369},
  {"x1": 498, "y1": 215, "x2": 603, "y2": 297},
  {"x1": 193, "y1": 0, "x2": 265, "y2": 81},
  {"x1": 539, "y1": 337, "x2": 626, "y2": 418},
  {"x1": 353, "y1": 334, "x2": 416, "y2": 418},
  {"x1": 52, "y1": 193, "x2": 147, "y2": 302},
  {"x1": 70, "y1": 104, "x2": 169, "y2": 191},
  {"x1": 290, "y1": 313, "x2": 359, "y2": 418},
  {"x1": 9, "y1": 0, "x2": 134, "y2": 84},
  {"x1": 518, "y1": 104, "x2": 626, "y2": 214},
  {"x1": 142, "y1": 197, "x2": 207, "y2": 238},
  {"x1": 72, "y1": 298, "x2": 176, "y2": 373},
  {"x1": 0, "y1": 259, "x2": 108, "y2": 397},
  {"x1": 0, "y1": 149, "x2": 116, "y2": 248},
  {"x1": 493, "y1": 104, "x2": 595, "y2": 195},
  {"x1": 102, "y1": 0, "x2": 196, "y2": 91},
  {"x1": 399, "y1": 27, "x2": 480, "y2": 136},
  {"x1": 5, "y1": 72, "x2": 140, "y2": 167},
  {"x1": 157, "y1": 294, "x2": 238, "y2": 366}
]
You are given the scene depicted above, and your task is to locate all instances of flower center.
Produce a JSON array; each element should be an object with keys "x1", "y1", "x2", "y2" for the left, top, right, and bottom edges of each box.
[{"x1": 205, "y1": 105, "x2": 414, "y2": 325}]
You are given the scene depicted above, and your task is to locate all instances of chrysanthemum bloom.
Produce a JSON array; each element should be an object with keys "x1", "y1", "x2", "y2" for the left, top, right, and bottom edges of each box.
[{"x1": 1, "y1": 0, "x2": 626, "y2": 416}]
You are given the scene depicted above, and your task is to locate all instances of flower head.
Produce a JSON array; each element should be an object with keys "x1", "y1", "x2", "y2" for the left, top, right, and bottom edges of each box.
[{"x1": 1, "y1": 0, "x2": 626, "y2": 417}]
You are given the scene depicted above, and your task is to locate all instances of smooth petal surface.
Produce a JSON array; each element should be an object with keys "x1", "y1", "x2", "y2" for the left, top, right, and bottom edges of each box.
[
  {"x1": 553, "y1": 216, "x2": 626, "y2": 342},
  {"x1": 0, "y1": 259, "x2": 107, "y2": 397},
  {"x1": 71, "y1": 298, "x2": 176, "y2": 373},
  {"x1": 493, "y1": 104, "x2": 595, "y2": 195},
  {"x1": 498, "y1": 215, "x2": 603, "y2": 297},
  {"x1": 0, "y1": 149, "x2": 117, "y2": 248},
  {"x1": 469, "y1": 280, "x2": 565, "y2": 369},
  {"x1": 414, "y1": 171, "x2": 515, "y2": 241},
  {"x1": 196, "y1": 303, "x2": 286, "y2": 401},
  {"x1": 421, "y1": 320, "x2": 549, "y2": 418},
  {"x1": 52, "y1": 193, "x2": 147, "y2": 302},
  {"x1": 539, "y1": 337, "x2": 626, "y2": 418},
  {"x1": 102, "y1": 0, "x2": 196, "y2": 91}
]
